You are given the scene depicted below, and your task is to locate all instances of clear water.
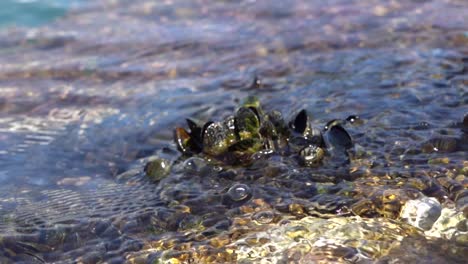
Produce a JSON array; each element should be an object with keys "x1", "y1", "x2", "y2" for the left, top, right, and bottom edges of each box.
[{"x1": 0, "y1": 0, "x2": 466, "y2": 263}]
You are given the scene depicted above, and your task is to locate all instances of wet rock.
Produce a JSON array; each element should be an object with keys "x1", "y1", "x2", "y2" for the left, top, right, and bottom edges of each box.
[
  {"x1": 400, "y1": 197, "x2": 442, "y2": 230},
  {"x1": 426, "y1": 208, "x2": 467, "y2": 243},
  {"x1": 234, "y1": 216, "x2": 422, "y2": 263}
]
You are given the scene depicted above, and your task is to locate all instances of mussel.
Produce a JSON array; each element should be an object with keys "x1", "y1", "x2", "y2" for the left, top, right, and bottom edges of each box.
[
  {"x1": 289, "y1": 109, "x2": 324, "y2": 146},
  {"x1": 323, "y1": 119, "x2": 354, "y2": 151},
  {"x1": 174, "y1": 119, "x2": 204, "y2": 154},
  {"x1": 172, "y1": 97, "x2": 356, "y2": 168}
]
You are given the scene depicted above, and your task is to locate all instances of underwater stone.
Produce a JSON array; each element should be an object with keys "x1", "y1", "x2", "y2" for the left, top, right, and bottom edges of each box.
[
  {"x1": 427, "y1": 208, "x2": 467, "y2": 241},
  {"x1": 234, "y1": 216, "x2": 424, "y2": 263},
  {"x1": 400, "y1": 197, "x2": 442, "y2": 230}
]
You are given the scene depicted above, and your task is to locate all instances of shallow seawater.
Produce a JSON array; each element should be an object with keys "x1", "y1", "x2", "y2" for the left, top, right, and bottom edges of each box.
[
  {"x1": 0, "y1": 0, "x2": 85, "y2": 28},
  {"x1": 0, "y1": 0, "x2": 467, "y2": 263}
]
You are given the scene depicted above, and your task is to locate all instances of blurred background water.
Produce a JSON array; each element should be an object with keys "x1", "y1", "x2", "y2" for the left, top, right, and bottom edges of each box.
[
  {"x1": 0, "y1": 0, "x2": 85, "y2": 28},
  {"x1": 0, "y1": 0, "x2": 466, "y2": 263}
]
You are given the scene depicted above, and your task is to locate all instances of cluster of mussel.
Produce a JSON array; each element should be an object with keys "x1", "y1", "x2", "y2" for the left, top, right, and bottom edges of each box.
[{"x1": 173, "y1": 96, "x2": 359, "y2": 167}]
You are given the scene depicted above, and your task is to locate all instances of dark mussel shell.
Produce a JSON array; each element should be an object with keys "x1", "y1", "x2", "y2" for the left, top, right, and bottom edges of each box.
[
  {"x1": 323, "y1": 120, "x2": 353, "y2": 151},
  {"x1": 173, "y1": 119, "x2": 204, "y2": 154},
  {"x1": 267, "y1": 110, "x2": 289, "y2": 136},
  {"x1": 290, "y1": 109, "x2": 308, "y2": 134},
  {"x1": 186, "y1": 119, "x2": 203, "y2": 143},
  {"x1": 289, "y1": 109, "x2": 324, "y2": 147},
  {"x1": 186, "y1": 118, "x2": 203, "y2": 151}
]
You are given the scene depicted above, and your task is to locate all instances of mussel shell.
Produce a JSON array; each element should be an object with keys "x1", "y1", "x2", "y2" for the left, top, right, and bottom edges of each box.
[
  {"x1": 267, "y1": 110, "x2": 289, "y2": 135},
  {"x1": 290, "y1": 109, "x2": 308, "y2": 134},
  {"x1": 305, "y1": 127, "x2": 324, "y2": 146},
  {"x1": 288, "y1": 136, "x2": 311, "y2": 153},
  {"x1": 225, "y1": 138, "x2": 263, "y2": 165},
  {"x1": 186, "y1": 119, "x2": 203, "y2": 141},
  {"x1": 289, "y1": 109, "x2": 323, "y2": 143},
  {"x1": 186, "y1": 118, "x2": 204, "y2": 151},
  {"x1": 241, "y1": 96, "x2": 263, "y2": 116},
  {"x1": 259, "y1": 119, "x2": 278, "y2": 140},
  {"x1": 323, "y1": 122, "x2": 353, "y2": 151},
  {"x1": 288, "y1": 129, "x2": 323, "y2": 152},
  {"x1": 228, "y1": 138, "x2": 260, "y2": 152},
  {"x1": 202, "y1": 121, "x2": 233, "y2": 156},
  {"x1": 174, "y1": 127, "x2": 194, "y2": 154},
  {"x1": 234, "y1": 107, "x2": 261, "y2": 140},
  {"x1": 324, "y1": 119, "x2": 344, "y2": 131},
  {"x1": 186, "y1": 118, "x2": 200, "y2": 133},
  {"x1": 223, "y1": 115, "x2": 238, "y2": 142}
]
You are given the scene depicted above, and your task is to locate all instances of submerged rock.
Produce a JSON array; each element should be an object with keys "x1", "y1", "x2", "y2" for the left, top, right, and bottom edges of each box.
[
  {"x1": 400, "y1": 197, "x2": 442, "y2": 230},
  {"x1": 426, "y1": 208, "x2": 467, "y2": 244},
  {"x1": 234, "y1": 216, "x2": 422, "y2": 263}
]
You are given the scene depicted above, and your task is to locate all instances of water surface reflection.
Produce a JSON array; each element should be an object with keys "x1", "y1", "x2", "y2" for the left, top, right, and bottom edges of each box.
[{"x1": 0, "y1": 0, "x2": 467, "y2": 263}]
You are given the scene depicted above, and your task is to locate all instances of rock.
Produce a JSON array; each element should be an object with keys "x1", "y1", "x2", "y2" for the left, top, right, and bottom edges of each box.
[
  {"x1": 426, "y1": 208, "x2": 467, "y2": 243},
  {"x1": 233, "y1": 216, "x2": 422, "y2": 263},
  {"x1": 400, "y1": 197, "x2": 442, "y2": 230}
]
